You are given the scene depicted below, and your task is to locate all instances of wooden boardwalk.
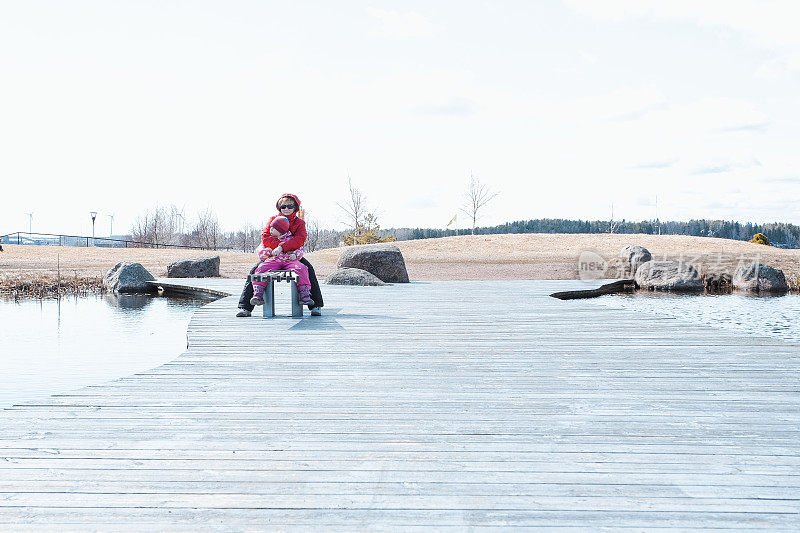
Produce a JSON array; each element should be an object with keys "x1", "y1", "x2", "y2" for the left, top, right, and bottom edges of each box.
[{"x1": 1, "y1": 279, "x2": 799, "y2": 530}]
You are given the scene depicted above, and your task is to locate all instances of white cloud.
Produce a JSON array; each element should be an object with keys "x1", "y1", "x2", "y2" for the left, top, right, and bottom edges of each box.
[
  {"x1": 754, "y1": 55, "x2": 800, "y2": 80},
  {"x1": 412, "y1": 98, "x2": 476, "y2": 117},
  {"x1": 631, "y1": 159, "x2": 679, "y2": 169},
  {"x1": 367, "y1": 8, "x2": 435, "y2": 38},
  {"x1": 693, "y1": 156, "x2": 761, "y2": 175},
  {"x1": 564, "y1": 0, "x2": 800, "y2": 73}
]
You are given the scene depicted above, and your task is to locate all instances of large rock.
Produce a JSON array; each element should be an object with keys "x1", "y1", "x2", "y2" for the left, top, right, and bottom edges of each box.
[
  {"x1": 732, "y1": 263, "x2": 788, "y2": 293},
  {"x1": 337, "y1": 244, "x2": 409, "y2": 283},
  {"x1": 634, "y1": 260, "x2": 704, "y2": 292},
  {"x1": 326, "y1": 267, "x2": 386, "y2": 286},
  {"x1": 167, "y1": 256, "x2": 220, "y2": 278},
  {"x1": 619, "y1": 245, "x2": 652, "y2": 275},
  {"x1": 103, "y1": 262, "x2": 156, "y2": 293}
]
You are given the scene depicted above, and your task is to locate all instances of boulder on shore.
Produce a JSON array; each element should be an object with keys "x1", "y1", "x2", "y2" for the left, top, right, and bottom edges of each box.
[
  {"x1": 619, "y1": 245, "x2": 652, "y2": 275},
  {"x1": 732, "y1": 263, "x2": 788, "y2": 293},
  {"x1": 326, "y1": 267, "x2": 386, "y2": 286},
  {"x1": 337, "y1": 244, "x2": 409, "y2": 283},
  {"x1": 103, "y1": 262, "x2": 156, "y2": 293},
  {"x1": 167, "y1": 256, "x2": 220, "y2": 278},
  {"x1": 634, "y1": 260, "x2": 704, "y2": 292}
]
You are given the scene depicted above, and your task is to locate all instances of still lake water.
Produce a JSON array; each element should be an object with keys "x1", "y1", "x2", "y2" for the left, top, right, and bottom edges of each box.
[
  {"x1": 0, "y1": 294, "x2": 211, "y2": 408},
  {"x1": 593, "y1": 291, "x2": 800, "y2": 344}
]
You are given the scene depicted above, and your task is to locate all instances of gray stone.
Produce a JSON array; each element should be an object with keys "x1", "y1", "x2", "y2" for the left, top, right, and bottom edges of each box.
[
  {"x1": 619, "y1": 245, "x2": 652, "y2": 275},
  {"x1": 634, "y1": 260, "x2": 704, "y2": 292},
  {"x1": 336, "y1": 244, "x2": 409, "y2": 283},
  {"x1": 103, "y1": 262, "x2": 156, "y2": 293},
  {"x1": 326, "y1": 268, "x2": 386, "y2": 286},
  {"x1": 732, "y1": 263, "x2": 788, "y2": 293},
  {"x1": 167, "y1": 256, "x2": 220, "y2": 278}
]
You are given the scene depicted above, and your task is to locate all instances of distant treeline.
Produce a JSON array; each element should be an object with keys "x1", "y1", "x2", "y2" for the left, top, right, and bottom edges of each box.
[{"x1": 392, "y1": 219, "x2": 800, "y2": 248}]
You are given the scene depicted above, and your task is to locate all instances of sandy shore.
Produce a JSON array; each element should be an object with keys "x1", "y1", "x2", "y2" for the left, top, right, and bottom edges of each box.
[{"x1": 1, "y1": 234, "x2": 798, "y2": 290}]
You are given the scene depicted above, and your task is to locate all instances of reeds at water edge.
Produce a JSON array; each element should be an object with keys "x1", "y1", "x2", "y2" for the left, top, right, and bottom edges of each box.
[{"x1": 0, "y1": 272, "x2": 106, "y2": 301}]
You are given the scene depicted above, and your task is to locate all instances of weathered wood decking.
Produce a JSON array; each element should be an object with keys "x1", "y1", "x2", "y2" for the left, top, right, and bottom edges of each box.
[{"x1": 2, "y1": 279, "x2": 799, "y2": 530}]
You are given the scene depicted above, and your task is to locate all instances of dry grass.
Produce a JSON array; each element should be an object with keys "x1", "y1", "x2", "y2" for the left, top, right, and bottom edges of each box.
[
  {"x1": 2, "y1": 234, "x2": 799, "y2": 294},
  {"x1": 0, "y1": 246, "x2": 258, "y2": 298},
  {"x1": 309, "y1": 233, "x2": 800, "y2": 288},
  {"x1": 0, "y1": 246, "x2": 258, "y2": 279},
  {"x1": 0, "y1": 272, "x2": 105, "y2": 300}
]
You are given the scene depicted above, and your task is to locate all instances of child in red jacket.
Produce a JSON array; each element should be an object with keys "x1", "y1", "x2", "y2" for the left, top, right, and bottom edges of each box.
[{"x1": 250, "y1": 193, "x2": 314, "y2": 306}]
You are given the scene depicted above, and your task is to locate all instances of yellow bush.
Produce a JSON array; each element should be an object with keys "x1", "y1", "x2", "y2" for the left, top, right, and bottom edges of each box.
[
  {"x1": 749, "y1": 233, "x2": 771, "y2": 246},
  {"x1": 341, "y1": 231, "x2": 396, "y2": 246}
]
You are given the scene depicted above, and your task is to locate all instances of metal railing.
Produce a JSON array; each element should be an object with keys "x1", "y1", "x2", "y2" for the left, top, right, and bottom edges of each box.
[{"x1": 0, "y1": 231, "x2": 223, "y2": 250}]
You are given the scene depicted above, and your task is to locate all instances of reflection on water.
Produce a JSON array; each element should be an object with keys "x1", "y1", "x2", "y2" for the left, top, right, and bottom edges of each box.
[
  {"x1": 594, "y1": 291, "x2": 800, "y2": 343},
  {"x1": 0, "y1": 294, "x2": 211, "y2": 408}
]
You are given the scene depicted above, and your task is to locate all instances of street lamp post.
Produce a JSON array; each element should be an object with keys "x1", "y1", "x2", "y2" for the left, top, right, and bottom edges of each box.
[{"x1": 90, "y1": 211, "x2": 97, "y2": 246}]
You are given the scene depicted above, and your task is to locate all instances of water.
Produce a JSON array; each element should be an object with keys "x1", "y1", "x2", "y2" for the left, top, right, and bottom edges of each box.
[
  {"x1": 0, "y1": 294, "x2": 211, "y2": 408},
  {"x1": 592, "y1": 290, "x2": 800, "y2": 344}
]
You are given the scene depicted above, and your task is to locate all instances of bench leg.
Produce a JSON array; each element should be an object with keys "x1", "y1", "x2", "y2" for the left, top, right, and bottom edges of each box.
[
  {"x1": 291, "y1": 280, "x2": 303, "y2": 317},
  {"x1": 263, "y1": 278, "x2": 275, "y2": 318}
]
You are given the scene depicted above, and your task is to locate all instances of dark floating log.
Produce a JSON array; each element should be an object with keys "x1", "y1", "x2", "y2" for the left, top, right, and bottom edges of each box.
[{"x1": 550, "y1": 279, "x2": 636, "y2": 300}]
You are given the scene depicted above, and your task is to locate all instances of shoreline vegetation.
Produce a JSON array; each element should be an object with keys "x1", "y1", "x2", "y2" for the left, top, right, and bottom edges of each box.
[
  {"x1": 0, "y1": 273, "x2": 106, "y2": 300},
  {"x1": 2, "y1": 233, "x2": 799, "y2": 298}
]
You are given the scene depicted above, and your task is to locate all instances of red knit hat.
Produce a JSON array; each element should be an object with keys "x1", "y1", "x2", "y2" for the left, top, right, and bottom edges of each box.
[{"x1": 270, "y1": 216, "x2": 290, "y2": 235}]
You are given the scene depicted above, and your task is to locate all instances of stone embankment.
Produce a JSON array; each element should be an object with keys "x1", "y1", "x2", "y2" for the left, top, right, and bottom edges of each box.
[
  {"x1": 627, "y1": 244, "x2": 790, "y2": 294},
  {"x1": 554, "y1": 244, "x2": 794, "y2": 299}
]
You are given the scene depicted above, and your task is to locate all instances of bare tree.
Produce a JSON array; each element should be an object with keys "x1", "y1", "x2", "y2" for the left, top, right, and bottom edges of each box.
[
  {"x1": 460, "y1": 173, "x2": 498, "y2": 235},
  {"x1": 305, "y1": 216, "x2": 321, "y2": 252},
  {"x1": 130, "y1": 205, "x2": 178, "y2": 246},
  {"x1": 608, "y1": 203, "x2": 620, "y2": 234},
  {"x1": 337, "y1": 177, "x2": 367, "y2": 243},
  {"x1": 219, "y1": 230, "x2": 237, "y2": 251},
  {"x1": 317, "y1": 229, "x2": 344, "y2": 250},
  {"x1": 236, "y1": 221, "x2": 261, "y2": 253},
  {"x1": 193, "y1": 207, "x2": 221, "y2": 250},
  {"x1": 336, "y1": 177, "x2": 396, "y2": 245},
  {"x1": 130, "y1": 212, "x2": 151, "y2": 245}
]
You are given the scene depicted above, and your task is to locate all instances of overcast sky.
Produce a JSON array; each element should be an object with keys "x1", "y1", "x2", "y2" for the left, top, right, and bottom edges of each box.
[{"x1": 2, "y1": 0, "x2": 799, "y2": 237}]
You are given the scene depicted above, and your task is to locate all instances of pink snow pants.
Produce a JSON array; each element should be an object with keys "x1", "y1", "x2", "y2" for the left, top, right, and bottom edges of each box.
[{"x1": 252, "y1": 259, "x2": 310, "y2": 287}]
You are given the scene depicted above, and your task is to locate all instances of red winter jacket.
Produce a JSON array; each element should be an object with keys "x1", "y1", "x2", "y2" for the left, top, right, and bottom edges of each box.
[{"x1": 260, "y1": 193, "x2": 307, "y2": 252}]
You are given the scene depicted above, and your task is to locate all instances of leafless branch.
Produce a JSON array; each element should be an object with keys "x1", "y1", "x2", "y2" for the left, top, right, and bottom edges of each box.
[
  {"x1": 337, "y1": 177, "x2": 367, "y2": 243},
  {"x1": 193, "y1": 207, "x2": 221, "y2": 250},
  {"x1": 460, "y1": 174, "x2": 498, "y2": 235}
]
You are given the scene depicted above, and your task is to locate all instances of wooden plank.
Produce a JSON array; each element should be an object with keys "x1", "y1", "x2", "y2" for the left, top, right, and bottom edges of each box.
[
  {"x1": 1, "y1": 468, "x2": 798, "y2": 486},
  {"x1": 4, "y1": 449, "x2": 800, "y2": 465},
  {"x1": 0, "y1": 509, "x2": 798, "y2": 530},
  {"x1": 2, "y1": 480, "x2": 798, "y2": 499},
  {"x1": 1, "y1": 493, "x2": 799, "y2": 514},
  {"x1": 1, "y1": 280, "x2": 799, "y2": 529}
]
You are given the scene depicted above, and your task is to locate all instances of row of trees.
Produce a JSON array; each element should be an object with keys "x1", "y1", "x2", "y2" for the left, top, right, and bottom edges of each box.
[
  {"x1": 130, "y1": 205, "x2": 226, "y2": 250},
  {"x1": 129, "y1": 174, "x2": 501, "y2": 251},
  {"x1": 131, "y1": 176, "x2": 799, "y2": 250},
  {"x1": 401, "y1": 218, "x2": 800, "y2": 248},
  {"x1": 129, "y1": 204, "x2": 342, "y2": 252}
]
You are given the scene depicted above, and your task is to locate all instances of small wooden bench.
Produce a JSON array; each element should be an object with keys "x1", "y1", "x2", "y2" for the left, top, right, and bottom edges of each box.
[{"x1": 249, "y1": 270, "x2": 304, "y2": 318}]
